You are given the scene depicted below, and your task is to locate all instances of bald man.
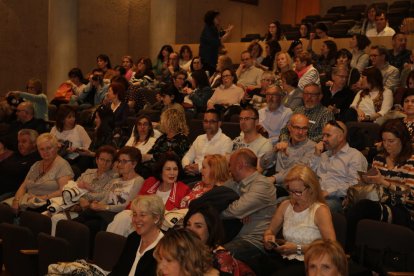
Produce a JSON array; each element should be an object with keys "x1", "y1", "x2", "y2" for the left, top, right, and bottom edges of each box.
[
  {"x1": 311, "y1": 120, "x2": 368, "y2": 211},
  {"x1": 261, "y1": 114, "x2": 315, "y2": 184}
]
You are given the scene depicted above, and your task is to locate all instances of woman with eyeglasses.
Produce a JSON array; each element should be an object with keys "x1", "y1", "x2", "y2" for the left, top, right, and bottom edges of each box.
[
  {"x1": 348, "y1": 67, "x2": 393, "y2": 122},
  {"x1": 207, "y1": 68, "x2": 244, "y2": 111},
  {"x1": 262, "y1": 164, "x2": 336, "y2": 275},
  {"x1": 125, "y1": 115, "x2": 157, "y2": 155},
  {"x1": 74, "y1": 146, "x2": 144, "y2": 239}
]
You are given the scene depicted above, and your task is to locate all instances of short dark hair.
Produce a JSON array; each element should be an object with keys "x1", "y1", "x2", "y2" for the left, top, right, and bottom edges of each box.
[
  {"x1": 380, "y1": 119, "x2": 413, "y2": 166},
  {"x1": 375, "y1": 10, "x2": 388, "y2": 20},
  {"x1": 315, "y1": 22, "x2": 328, "y2": 33},
  {"x1": 221, "y1": 68, "x2": 238, "y2": 84},
  {"x1": 114, "y1": 65, "x2": 126, "y2": 76},
  {"x1": 183, "y1": 204, "x2": 224, "y2": 248},
  {"x1": 204, "y1": 109, "x2": 221, "y2": 121},
  {"x1": 402, "y1": 88, "x2": 414, "y2": 105},
  {"x1": 281, "y1": 70, "x2": 299, "y2": 87},
  {"x1": 240, "y1": 105, "x2": 259, "y2": 120},
  {"x1": 153, "y1": 152, "x2": 183, "y2": 181},
  {"x1": 109, "y1": 78, "x2": 127, "y2": 102},
  {"x1": 96, "y1": 145, "x2": 117, "y2": 160},
  {"x1": 173, "y1": 70, "x2": 187, "y2": 80},
  {"x1": 55, "y1": 105, "x2": 76, "y2": 132},
  {"x1": 116, "y1": 146, "x2": 142, "y2": 166},
  {"x1": 336, "y1": 48, "x2": 352, "y2": 61},
  {"x1": 68, "y1": 68, "x2": 85, "y2": 80}
]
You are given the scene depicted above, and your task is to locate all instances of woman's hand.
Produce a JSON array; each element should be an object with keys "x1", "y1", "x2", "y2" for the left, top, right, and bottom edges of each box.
[
  {"x1": 274, "y1": 241, "x2": 297, "y2": 255},
  {"x1": 90, "y1": 201, "x2": 106, "y2": 211},
  {"x1": 79, "y1": 198, "x2": 90, "y2": 209},
  {"x1": 356, "y1": 108, "x2": 366, "y2": 121},
  {"x1": 77, "y1": 180, "x2": 93, "y2": 191},
  {"x1": 11, "y1": 198, "x2": 19, "y2": 212},
  {"x1": 263, "y1": 232, "x2": 276, "y2": 250}
]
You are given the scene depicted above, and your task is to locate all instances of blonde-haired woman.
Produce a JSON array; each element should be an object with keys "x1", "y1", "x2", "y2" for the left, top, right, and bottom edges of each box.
[
  {"x1": 154, "y1": 228, "x2": 219, "y2": 276},
  {"x1": 274, "y1": 51, "x2": 293, "y2": 85},
  {"x1": 262, "y1": 164, "x2": 336, "y2": 275},
  {"x1": 144, "y1": 108, "x2": 190, "y2": 163},
  {"x1": 110, "y1": 195, "x2": 165, "y2": 276},
  {"x1": 10, "y1": 133, "x2": 74, "y2": 212}
]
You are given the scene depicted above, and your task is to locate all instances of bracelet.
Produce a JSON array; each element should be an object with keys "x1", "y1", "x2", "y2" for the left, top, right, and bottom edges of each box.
[{"x1": 296, "y1": 244, "x2": 302, "y2": 255}]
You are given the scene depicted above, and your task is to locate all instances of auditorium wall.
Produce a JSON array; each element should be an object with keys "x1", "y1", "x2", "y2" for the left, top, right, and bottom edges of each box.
[{"x1": 320, "y1": 0, "x2": 396, "y2": 15}]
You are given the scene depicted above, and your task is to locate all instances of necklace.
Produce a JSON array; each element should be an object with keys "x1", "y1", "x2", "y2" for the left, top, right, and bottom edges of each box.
[{"x1": 35, "y1": 159, "x2": 55, "y2": 182}]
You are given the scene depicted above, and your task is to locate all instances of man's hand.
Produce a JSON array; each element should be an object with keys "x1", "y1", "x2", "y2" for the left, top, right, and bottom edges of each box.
[
  {"x1": 274, "y1": 141, "x2": 288, "y2": 155},
  {"x1": 184, "y1": 164, "x2": 199, "y2": 175},
  {"x1": 315, "y1": 141, "x2": 324, "y2": 156}
]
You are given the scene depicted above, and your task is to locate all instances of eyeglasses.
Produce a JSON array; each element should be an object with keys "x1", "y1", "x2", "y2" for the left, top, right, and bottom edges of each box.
[
  {"x1": 266, "y1": 93, "x2": 282, "y2": 97},
  {"x1": 303, "y1": 92, "x2": 320, "y2": 98},
  {"x1": 287, "y1": 187, "x2": 308, "y2": 196},
  {"x1": 239, "y1": 117, "x2": 257, "y2": 121},
  {"x1": 241, "y1": 58, "x2": 251, "y2": 61},
  {"x1": 97, "y1": 157, "x2": 113, "y2": 163},
  {"x1": 118, "y1": 159, "x2": 133, "y2": 164},
  {"x1": 203, "y1": 120, "x2": 218, "y2": 124},
  {"x1": 290, "y1": 125, "x2": 309, "y2": 131},
  {"x1": 137, "y1": 122, "x2": 150, "y2": 127},
  {"x1": 327, "y1": 120, "x2": 345, "y2": 133},
  {"x1": 222, "y1": 74, "x2": 232, "y2": 78}
]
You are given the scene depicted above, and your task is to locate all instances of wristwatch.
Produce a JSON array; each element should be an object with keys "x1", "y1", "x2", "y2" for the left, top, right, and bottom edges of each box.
[{"x1": 296, "y1": 244, "x2": 302, "y2": 255}]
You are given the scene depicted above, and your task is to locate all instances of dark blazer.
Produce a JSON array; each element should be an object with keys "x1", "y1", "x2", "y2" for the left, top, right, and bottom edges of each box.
[{"x1": 110, "y1": 232, "x2": 157, "y2": 276}]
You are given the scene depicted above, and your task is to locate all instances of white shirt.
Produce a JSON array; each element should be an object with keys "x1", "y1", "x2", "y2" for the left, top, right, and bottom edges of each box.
[
  {"x1": 182, "y1": 128, "x2": 233, "y2": 170},
  {"x1": 128, "y1": 231, "x2": 164, "y2": 276},
  {"x1": 350, "y1": 88, "x2": 393, "y2": 117},
  {"x1": 366, "y1": 26, "x2": 396, "y2": 37},
  {"x1": 207, "y1": 84, "x2": 244, "y2": 106},
  {"x1": 50, "y1": 124, "x2": 91, "y2": 149},
  {"x1": 258, "y1": 105, "x2": 292, "y2": 145},
  {"x1": 125, "y1": 136, "x2": 157, "y2": 155}
]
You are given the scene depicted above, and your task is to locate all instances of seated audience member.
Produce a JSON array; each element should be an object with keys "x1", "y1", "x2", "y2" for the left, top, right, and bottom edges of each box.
[
  {"x1": 182, "y1": 110, "x2": 232, "y2": 177},
  {"x1": 109, "y1": 195, "x2": 164, "y2": 276},
  {"x1": 50, "y1": 145, "x2": 117, "y2": 234},
  {"x1": 312, "y1": 22, "x2": 333, "y2": 40},
  {"x1": 366, "y1": 10, "x2": 396, "y2": 37},
  {"x1": 307, "y1": 39, "x2": 337, "y2": 85},
  {"x1": 279, "y1": 83, "x2": 335, "y2": 143},
  {"x1": 182, "y1": 69, "x2": 213, "y2": 113},
  {"x1": 4, "y1": 101, "x2": 48, "y2": 150},
  {"x1": 248, "y1": 41, "x2": 264, "y2": 66},
  {"x1": 264, "y1": 21, "x2": 284, "y2": 47},
  {"x1": 402, "y1": 89, "x2": 414, "y2": 142},
  {"x1": 163, "y1": 70, "x2": 188, "y2": 105},
  {"x1": 258, "y1": 85, "x2": 293, "y2": 145},
  {"x1": 8, "y1": 133, "x2": 74, "y2": 213},
  {"x1": 261, "y1": 40, "x2": 279, "y2": 71},
  {"x1": 222, "y1": 149, "x2": 277, "y2": 267},
  {"x1": 322, "y1": 65, "x2": 355, "y2": 120},
  {"x1": 179, "y1": 45, "x2": 193, "y2": 72},
  {"x1": 209, "y1": 55, "x2": 233, "y2": 88},
  {"x1": 370, "y1": 45, "x2": 400, "y2": 91},
  {"x1": 50, "y1": 105, "x2": 91, "y2": 160},
  {"x1": 77, "y1": 68, "x2": 109, "y2": 107},
  {"x1": 236, "y1": 51, "x2": 264, "y2": 91},
  {"x1": 305, "y1": 239, "x2": 348, "y2": 276},
  {"x1": 311, "y1": 120, "x2": 368, "y2": 211},
  {"x1": 388, "y1": 33, "x2": 411, "y2": 72},
  {"x1": 207, "y1": 68, "x2": 244, "y2": 111},
  {"x1": 299, "y1": 23, "x2": 311, "y2": 39},
  {"x1": 105, "y1": 77, "x2": 129, "y2": 127},
  {"x1": 400, "y1": 56, "x2": 414, "y2": 88},
  {"x1": 233, "y1": 107, "x2": 273, "y2": 160},
  {"x1": 154, "y1": 229, "x2": 219, "y2": 276},
  {"x1": 346, "y1": 119, "x2": 414, "y2": 250},
  {"x1": 0, "y1": 129, "x2": 40, "y2": 200},
  {"x1": 334, "y1": 48, "x2": 361, "y2": 91},
  {"x1": 74, "y1": 147, "x2": 144, "y2": 237},
  {"x1": 244, "y1": 71, "x2": 276, "y2": 110},
  {"x1": 51, "y1": 68, "x2": 88, "y2": 107},
  {"x1": 8, "y1": 78, "x2": 48, "y2": 120},
  {"x1": 0, "y1": 139, "x2": 13, "y2": 162},
  {"x1": 288, "y1": 40, "x2": 303, "y2": 60},
  {"x1": 130, "y1": 57, "x2": 155, "y2": 88},
  {"x1": 107, "y1": 152, "x2": 190, "y2": 236},
  {"x1": 161, "y1": 52, "x2": 181, "y2": 84},
  {"x1": 96, "y1": 54, "x2": 117, "y2": 81},
  {"x1": 361, "y1": 4, "x2": 378, "y2": 35},
  {"x1": 348, "y1": 67, "x2": 393, "y2": 122},
  {"x1": 114, "y1": 65, "x2": 127, "y2": 78},
  {"x1": 281, "y1": 70, "x2": 303, "y2": 110},
  {"x1": 125, "y1": 115, "x2": 157, "y2": 155},
  {"x1": 350, "y1": 34, "x2": 371, "y2": 72},
  {"x1": 144, "y1": 108, "x2": 190, "y2": 164},
  {"x1": 261, "y1": 114, "x2": 315, "y2": 185},
  {"x1": 295, "y1": 51, "x2": 321, "y2": 90},
  {"x1": 274, "y1": 52, "x2": 293, "y2": 86},
  {"x1": 158, "y1": 88, "x2": 185, "y2": 116},
  {"x1": 121, "y1": 55, "x2": 134, "y2": 81},
  {"x1": 188, "y1": 56, "x2": 205, "y2": 76},
  {"x1": 153, "y1": 44, "x2": 173, "y2": 77},
  {"x1": 184, "y1": 204, "x2": 255, "y2": 275},
  {"x1": 262, "y1": 164, "x2": 336, "y2": 275}
]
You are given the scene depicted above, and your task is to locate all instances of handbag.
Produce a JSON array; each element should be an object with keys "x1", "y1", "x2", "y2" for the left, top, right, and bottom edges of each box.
[{"x1": 344, "y1": 183, "x2": 386, "y2": 210}]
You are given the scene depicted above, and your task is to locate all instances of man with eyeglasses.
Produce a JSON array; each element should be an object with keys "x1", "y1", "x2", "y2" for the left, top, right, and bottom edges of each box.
[
  {"x1": 388, "y1": 32, "x2": 411, "y2": 72},
  {"x1": 261, "y1": 114, "x2": 315, "y2": 185},
  {"x1": 232, "y1": 106, "x2": 272, "y2": 161},
  {"x1": 310, "y1": 120, "x2": 367, "y2": 212},
  {"x1": 258, "y1": 85, "x2": 292, "y2": 145},
  {"x1": 366, "y1": 11, "x2": 395, "y2": 37},
  {"x1": 182, "y1": 109, "x2": 232, "y2": 176},
  {"x1": 236, "y1": 51, "x2": 263, "y2": 91},
  {"x1": 279, "y1": 83, "x2": 335, "y2": 143},
  {"x1": 222, "y1": 148, "x2": 276, "y2": 267},
  {"x1": 369, "y1": 45, "x2": 400, "y2": 91}
]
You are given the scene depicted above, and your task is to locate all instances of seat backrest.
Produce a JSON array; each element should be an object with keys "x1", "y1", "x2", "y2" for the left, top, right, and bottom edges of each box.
[
  {"x1": 93, "y1": 231, "x2": 127, "y2": 271},
  {"x1": 37, "y1": 232, "x2": 71, "y2": 276},
  {"x1": 0, "y1": 222, "x2": 37, "y2": 276},
  {"x1": 331, "y1": 212, "x2": 347, "y2": 249},
  {"x1": 20, "y1": 210, "x2": 52, "y2": 237},
  {"x1": 221, "y1": 122, "x2": 241, "y2": 140},
  {"x1": 355, "y1": 219, "x2": 414, "y2": 273},
  {"x1": 0, "y1": 204, "x2": 15, "y2": 224},
  {"x1": 55, "y1": 220, "x2": 90, "y2": 260}
]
